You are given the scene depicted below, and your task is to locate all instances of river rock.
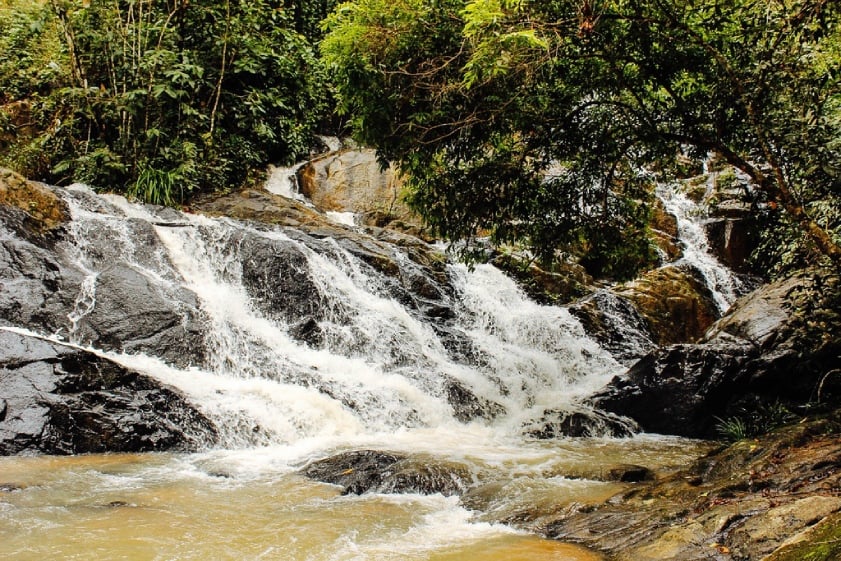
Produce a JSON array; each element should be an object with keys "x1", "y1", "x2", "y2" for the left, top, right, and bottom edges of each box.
[
  {"x1": 593, "y1": 268, "x2": 841, "y2": 438},
  {"x1": 0, "y1": 330, "x2": 216, "y2": 455},
  {"x1": 542, "y1": 413, "x2": 841, "y2": 561},
  {"x1": 300, "y1": 449, "x2": 471, "y2": 496},
  {"x1": 523, "y1": 408, "x2": 637, "y2": 438}
]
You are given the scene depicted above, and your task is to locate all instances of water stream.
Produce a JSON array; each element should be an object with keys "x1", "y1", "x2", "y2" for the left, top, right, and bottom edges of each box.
[{"x1": 1, "y1": 182, "x2": 720, "y2": 559}]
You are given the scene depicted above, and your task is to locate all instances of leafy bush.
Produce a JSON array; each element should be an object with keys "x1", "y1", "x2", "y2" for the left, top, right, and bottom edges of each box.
[{"x1": 2, "y1": 0, "x2": 327, "y2": 202}]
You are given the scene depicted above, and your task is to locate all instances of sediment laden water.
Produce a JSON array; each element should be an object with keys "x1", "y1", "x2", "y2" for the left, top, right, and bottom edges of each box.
[{"x1": 0, "y1": 183, "x2": 722, "y2": 559}]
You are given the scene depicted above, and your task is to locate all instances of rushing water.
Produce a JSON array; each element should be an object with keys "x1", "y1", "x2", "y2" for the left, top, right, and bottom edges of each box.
[
  {"x1": 0, "y1": 183, "x2": 718, "y2": 559},
  {"x1": 655, "y1": 182, "x2": 743, "y2": 313}
]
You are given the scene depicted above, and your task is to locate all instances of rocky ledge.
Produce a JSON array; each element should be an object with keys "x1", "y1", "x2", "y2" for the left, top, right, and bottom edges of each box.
[
  {"x1": 543, "y1": 411, "x2": 841, "y2": 561},
  {"x1": 593, "y1": 267, "x2": 841, "y2": 438},
  {"x1": 0, "y1": 330, "x2": 216, "y2": 455}
]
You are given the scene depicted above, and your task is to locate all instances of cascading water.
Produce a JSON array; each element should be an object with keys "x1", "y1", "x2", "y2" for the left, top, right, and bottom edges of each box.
[
  {"x1": 68, "y1": 187, "x2": 624, "y2": 447},
  {"x1": 0, "y1": 184, "x2": 712, "y2": 560},
  {"x1": 655, "y1": 181, "x2": 743, "y2": 313}
]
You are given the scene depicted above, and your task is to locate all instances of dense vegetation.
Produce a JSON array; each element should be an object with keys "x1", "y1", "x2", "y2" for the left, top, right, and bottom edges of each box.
[
  {"x1": 322, "y1": 0, "x2": 841, "y2": 277},
  {"x1": 1, "y1": 0, "x2": 330, "y2": 203},
  {"x1": 2, "y1": 0, "x2": 839, "y2": 277}
]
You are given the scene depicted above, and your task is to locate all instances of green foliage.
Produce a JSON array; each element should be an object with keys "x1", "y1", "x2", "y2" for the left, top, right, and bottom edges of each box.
[
  {"x1": 323, "y1": 0, "x2": 841, "y2": 275},
  {"x1": 715, "y1": 402, "x2": 798, "y2": 442},
  {"x1": 1, "y1": 0, "x2": 326, "y2": 202}
]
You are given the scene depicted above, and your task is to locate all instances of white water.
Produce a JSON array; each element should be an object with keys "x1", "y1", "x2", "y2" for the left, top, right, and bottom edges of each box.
[
  {"x1": 265, "y1": 162, "x2": 308, "y2": 201},
  {"x1": 656, "y1": 182, "x2": 743, "y2": 312},
  {"x1": 53, "y1": 187, "x2": 626, "y2": 450},
  {"x1": 0, "y1": 186, "x2": 722, "y2": 559}
]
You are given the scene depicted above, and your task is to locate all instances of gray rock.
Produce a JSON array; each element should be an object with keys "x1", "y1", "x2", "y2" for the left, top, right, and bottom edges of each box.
[
  {"x1": 300, "y1": 449, "x2": 471, "y2": 496},
  {"x1": 0, "y1": 331, "x2": 216, "y2": 455}
]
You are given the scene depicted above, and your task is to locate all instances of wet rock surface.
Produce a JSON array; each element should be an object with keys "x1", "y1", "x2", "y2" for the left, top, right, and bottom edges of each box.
[
  {"x1": 300, "y1": 449, "x2": 470, "y2": 496},
  {"x1": 0, "y1": 330, "x2": 216, "y2": 455},
  {"x1": 593, "y1": 268, "x2": 841, "y2": 439},
  {"x1": 1, "y1": 182, "x2": 207, "y2": 367},
  {"x1": 540, "y1": 412, "x2": 841, "y2": 561}
]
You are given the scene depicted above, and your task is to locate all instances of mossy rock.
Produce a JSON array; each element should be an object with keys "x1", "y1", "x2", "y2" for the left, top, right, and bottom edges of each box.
[
  {"x1": 616, "y1": 265, "x2": 719, "y2": 344},
  {"x1": 0, "y1": 167, "x2": 68, "y2": 233},
  {"x1": 763, "y1": 512, "x2": 841, "y2": 561}
]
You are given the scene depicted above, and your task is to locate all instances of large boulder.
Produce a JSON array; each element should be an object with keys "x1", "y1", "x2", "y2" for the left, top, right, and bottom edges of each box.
[
  {"x1": 0, "y1": 330, "x2": 216, "y2": 455},
  {"x1": 593, "y1": 269, "x2": 841, "y2": 438},
  {"x1": 297, "y1": 148, "x2": 425, "y2": 234},
  {"x1": 615, "y1": 264, "x2": 720, "y2": 345},
  {"x1": 1, "y1": 185, "x2": 208, "y2": 368}
]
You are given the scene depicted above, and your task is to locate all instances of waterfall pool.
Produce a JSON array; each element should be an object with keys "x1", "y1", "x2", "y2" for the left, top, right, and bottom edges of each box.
[{"x1": 0, "y1": 435, "x2": 708, "y2": 560}]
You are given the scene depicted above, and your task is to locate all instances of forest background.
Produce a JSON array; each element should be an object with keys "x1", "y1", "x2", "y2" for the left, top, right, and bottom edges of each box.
[{"x1": 1, "y1": 0, "x2": 839, "y2": 280}]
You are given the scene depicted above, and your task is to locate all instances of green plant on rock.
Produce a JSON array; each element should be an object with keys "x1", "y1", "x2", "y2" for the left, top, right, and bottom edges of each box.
[{"x1": 715, "y1": 401, "x2": 798, "y2": 442}]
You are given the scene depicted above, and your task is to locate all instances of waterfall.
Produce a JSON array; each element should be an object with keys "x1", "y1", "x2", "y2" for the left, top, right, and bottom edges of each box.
[
  {"x1": 656, "y1": 182, "x2": 743, "y2": 312},
  {"x1": 53, "y1": 186, "x2": 624, "y2": 449}
]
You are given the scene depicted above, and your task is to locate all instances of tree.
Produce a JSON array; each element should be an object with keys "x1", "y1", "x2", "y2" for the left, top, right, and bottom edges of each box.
[
  {"x1": 322, "y1": 0, "x2": 841, "y2": 275},
  {"x1": 3, "y1": 0, "x2": 326, "y2": 202}
]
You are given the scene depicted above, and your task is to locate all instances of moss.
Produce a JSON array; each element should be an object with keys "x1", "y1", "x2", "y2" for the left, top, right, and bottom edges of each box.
[
  {"x1": 0, "y1": 166, "x2": 68, "y2": 232},
  {"x1": 765, "y1": 513, "x2": 841, "y2": 561}
]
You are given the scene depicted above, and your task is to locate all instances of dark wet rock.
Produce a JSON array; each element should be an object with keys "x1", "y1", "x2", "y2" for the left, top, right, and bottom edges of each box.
[
  {"x1": 523, "y1": 408, "x2": 637, "y2": 439},
  {"x1": 606, "y1": 464, "x2": 655, "y2": 483},
  {"x1": 570, "y1": 290, "x2": 658, "y2": 366},
  {"x1": 70, "y1": 262, "x2": 207, "y2": 367},
  {"x1": 0, "y1": 483, "x2": 24, "y2": 492},
  {"x1": 0, "y1": 330, "x2": 216, "y2": 455},
  {"x1": 300, "y1": 449, "x2": 471, "y2": 496},
  {"x1": 444, "y1": 378, "x2": 505, "y2": 423},
  {"x1": 196, "y1": 189, "x2": 460, "y2": 349},
  {"x1": 593, "y1": 269, "x2": 841, "y2": 438},
  {"x1": 592, "y1": 342, "x2": 755, "y2": 438},
  {"x1": 301, "y1": 450, "x2": 406, "y2": 495},
  {"x1": 1, "y1": 185, "x2": 207, "y2": 368},
  {"x1": 0, "y1": 207, "x2": 81, "y2": 335},
  {"x1": 236, "y1": 231, "x2": 327, "y2": 326}
]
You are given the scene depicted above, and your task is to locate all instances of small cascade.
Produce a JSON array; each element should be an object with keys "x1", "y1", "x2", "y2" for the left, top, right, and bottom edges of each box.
[
  {"x1": 265, "y1": 162, "x2": 308, "y2": 201},
  {"x1": 47, "y1": 187, "x2": 625, "y2": 448},
  {"x1": 656, "y1": 182, "x2": 743, "y2": 313}
]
